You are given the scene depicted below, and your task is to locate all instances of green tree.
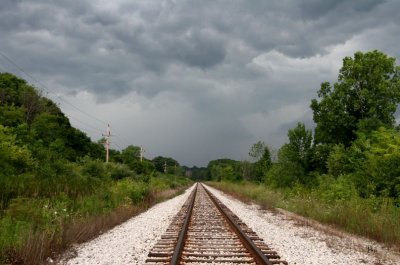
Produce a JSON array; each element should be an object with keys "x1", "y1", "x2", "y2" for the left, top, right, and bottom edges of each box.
[
  {"x1": 311, "y1": 50, "x2": 400, "y2": 147},
  {"x1": 120, "y1": 145, "x2": 141, "y2": 165},
  {"x1": 286, "y1": 122, "x2": 313, "y2": 171},
  {"x1": 207, "y1": 158, "x2": 242, "y2": 182},
  {"x1": 249, "y1": 141, "x2": 265, "y2": 160},
  {"x1": 349, "y1": 128, "x2": 400, "y2": 198},
  {"x1": 249, "y1": 142, "x2": 272, "y2": 182},
  {"x1": 152, "y1": 156, "x2": 179, "y2": 174},
  {"x1": 268, "y1": 123, "x2": 313, "y2": 187}
]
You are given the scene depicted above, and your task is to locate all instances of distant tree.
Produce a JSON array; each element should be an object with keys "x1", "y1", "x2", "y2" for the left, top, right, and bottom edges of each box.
[
  {"x1": 186, "y1": 166, "x2": 210, "y2": 181},
  {"x1": 249, "y1": 141, "x2": 272, "y2": 182},
  {"x1": 0, "y1": 125, "x2": 34, "y2": 175},
  {"x1": 20, "y1": 86, "x2": 43, "y2": 126},
  {"x1": 311, "y1": 50, "x2": 400, "y2": 146},
  {"x1": 0, "y1": 105, "x2": 25, "y2": 127},
  {"x1": 152, "y1": 156, "x2": 179, "y2": 173},
  {"x1": 120, "y1": 145, "x2": 141, "y2": 165},
  {"x1": 240, "y1": 161, "x2": 254, "y2": 181},
  {"x1": 207, "y1": 158, "x2": 242, "y2": 182},
  {"x1": 268, "y1": 123, "x2": 313, "y2": 187},
  {"x1": 249, "y1": 141, "x2": 265, "y2": 160}
]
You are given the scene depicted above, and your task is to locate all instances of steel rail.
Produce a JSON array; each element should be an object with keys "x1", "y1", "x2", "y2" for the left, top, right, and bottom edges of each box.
[
  {"x1": 202, "y1": 184, "x2": 274, "y2": 265},
  {"x1": 169, "y1": 183, "x2": 198, "y2": 265}
]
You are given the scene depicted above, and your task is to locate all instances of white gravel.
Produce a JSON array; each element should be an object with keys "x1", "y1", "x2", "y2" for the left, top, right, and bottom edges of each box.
[
  {"x1": 58, "y1": 185, "x2": 195, "y2": 265},
  {"x1": 58, "y1": 184, "x2": 399, "y2": 265},
  {"x1": 205, "y1": 184, "x2": 400, "y2": 265}
]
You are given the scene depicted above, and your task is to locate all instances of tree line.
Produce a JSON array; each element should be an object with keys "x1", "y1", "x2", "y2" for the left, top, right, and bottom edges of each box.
[
  {"x1": 0, "y1": 72, "x2": 189, "y2": 264},
  {"x1": 191, "y1": 50, "x2": 400, "y2": 202}
]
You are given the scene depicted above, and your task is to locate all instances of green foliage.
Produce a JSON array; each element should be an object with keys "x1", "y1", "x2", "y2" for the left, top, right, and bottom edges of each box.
[
  {"x1": 0, "y1": 73, "x2": 191, "y2": 264},
  {"x1": 327, "y1": 144, "x2": 353, "y2": 177},
  {"x1": 152, "y1": 156, "x2": 180, "y2": 174},
  {"x1": 285, "y1": 122, "x2": 313, "y2": 171},
  {"x1": 248, "y1": 141, "x2": 265, "y2": 160},
  {"x1": 120, "y1": 145, "x2": 140, "y2": 164},
  {"x1": 317, "y1": 175, "x2": 358, "y2": 203},
  {"x1": 311, "y1": 50, "x2": 400, "y2": 146},
  {"x1": 249, "y1": 142, "x2": 272, "y2": 182},
  {"x1": 350, "y1": 128, "x2": 400, "y2": 198},
  {"x1": 0, "y1": 125, "x2": 34, "y2": 175},
  {"x1": 208, "y1": 50, "x2": 400, "y2": 249},
  {"x1": 79, "y1": 158, "x2": 107, "y2": 179},
  {"x1": 130, "y1": 160, "x2": 155, "y2": 175},
  {"x1": 266, "y1": 123, "x2": 313, "y2": 187},
  {"x1": 211, "y1": 181, "x2": 400, "y2": 246},
  {"x1": 185, "y1": 166, "x2": 210, "y2": 181},
  {"x1": 128, "y1": 182, "x2": 150, "y2": 204},
  {"x1": 106, "y1": 163, "x2": 135, "y2": 180},
  {"x1": 207, "y1": 158, "x2": 243, "y2": 182},
  {"x1": 0, "y1": 216, "x2": 31, "y2": 262}
]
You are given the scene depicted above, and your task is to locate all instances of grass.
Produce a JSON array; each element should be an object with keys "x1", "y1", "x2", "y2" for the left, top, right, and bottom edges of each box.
[
  {"x1": 208, "y1": 181, "x2": 400, "y2": 248},
  {"x1": 0, "y1": 175, "x2": 192, "y2": 265}
]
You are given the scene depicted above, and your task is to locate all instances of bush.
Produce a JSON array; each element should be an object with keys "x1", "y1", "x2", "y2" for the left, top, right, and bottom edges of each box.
[
  {"x1": 129, "y1": 182, "x2": 150, "y2": 204},
  {"x1": 80, "y1": 159, "x2": 106, "y2": 179},
  {"x1": 0, "y1": 216, "x2": 31, "y2": 262},
  {"x1": 106, "y1": 163, "x2": 135, "y2": 180}
]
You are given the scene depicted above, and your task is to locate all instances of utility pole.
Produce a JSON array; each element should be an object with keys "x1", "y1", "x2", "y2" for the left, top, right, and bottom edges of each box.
[
  {"x1": 164, "y1": 161, "x2": 167, "y2": 173},
  {"x1": 102, "y1": 124, "x2": 112, "y2": 163},
  {"x1": 140, "y1": 146, "x2": 145, "y2": 162}
]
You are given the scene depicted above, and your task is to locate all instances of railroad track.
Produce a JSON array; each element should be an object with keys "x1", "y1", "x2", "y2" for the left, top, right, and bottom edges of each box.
[{"x1": 146, "y1": 183, "x2": 287, "y2": 265}]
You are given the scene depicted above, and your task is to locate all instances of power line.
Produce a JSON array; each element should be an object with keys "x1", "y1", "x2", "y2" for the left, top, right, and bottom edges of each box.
[
  {"x1": 111, "y1": 142, "x2": 122, "y2": 150},
  {"x1": 0, "y1": 51, "x2": 107, "y2": 127},
  {"x1": 0, "y1": 63, "x2": 6, "y2": 72},
  {"x1": 111, "y1": 137, "x2": 125, "y2": 148},
  {"x1": 66, "y1": 113, "x2": 104, "y2": 134},
  {"x1": 0, "y1": 51, "x2": 132, "y2": 148},
  {"x1": 108, "y1": 124, "x2": 131, "y2": 146},
  {"x1": 68, "y1": 116, "x2": 103, "y2": 136}
]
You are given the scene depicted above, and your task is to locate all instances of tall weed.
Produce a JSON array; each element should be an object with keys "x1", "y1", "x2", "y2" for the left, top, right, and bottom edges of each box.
[{"x1": 209, "y1": 181, "x2": 400, "y2": 247}]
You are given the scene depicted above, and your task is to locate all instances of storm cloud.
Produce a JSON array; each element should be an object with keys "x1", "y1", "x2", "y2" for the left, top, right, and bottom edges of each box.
[{"x1": 1, "y1": 0, "x2": 399, "y2": 166}]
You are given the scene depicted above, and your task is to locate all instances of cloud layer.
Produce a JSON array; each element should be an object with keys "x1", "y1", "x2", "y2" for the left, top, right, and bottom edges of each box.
[{"x1": 1, "y1": 0, "x2": 399, "y2": 166}]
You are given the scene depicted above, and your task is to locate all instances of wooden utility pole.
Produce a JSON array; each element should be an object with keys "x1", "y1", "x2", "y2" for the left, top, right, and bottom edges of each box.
[
  {"x1": 140, "y1": 146, "x2": 145, "y2": 162},
  {"x1": 102, "y1": 124, "x2": 112, "y2": 163}
]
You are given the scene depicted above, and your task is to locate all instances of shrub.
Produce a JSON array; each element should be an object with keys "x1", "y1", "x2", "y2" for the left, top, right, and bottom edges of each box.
[
  {"x1": 80, "y1": 159, "x2": 106, "y2": 179},
  {"x1": 106, "y1": 163, "x2": 135, "y2": 180},
  {"x1": 129, "y1": 182, "x2": 150, "y2": 204}
]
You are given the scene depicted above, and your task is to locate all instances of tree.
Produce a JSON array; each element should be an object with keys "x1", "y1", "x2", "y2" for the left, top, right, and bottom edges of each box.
[
  {"x1": 286, "y1": 123, "x2": 313, "y2": 171},
  {"x1": 248, "y1": 141, "x2": 272, "y2": 182},
  {"x1": 269, "y1": 123, "x2": 313, "y2": 187},
  {"x1": 120, "y1": 145, "x2": 141, "y2": 165},
  {"x1": 207, "y1": 158, "x2": 242, "y2": 182},
  {"x1": 346, "y1": 128, "x2": 400, "y2": 198},
  {"x1": 249, "y1": 141, "x2": 265, "y2": 160},
  {"x1": 311, "y1": 50, "x2": 400, "y2": 147},
  {"x1": 152, "y1": 156, "x2": 179, "y2": 174}
]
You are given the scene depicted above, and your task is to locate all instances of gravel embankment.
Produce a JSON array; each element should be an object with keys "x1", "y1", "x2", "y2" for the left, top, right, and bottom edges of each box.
[
  {"x1": 205, "y1": 184, "x2": 400, "y2": 265},
  {"x1": 58, "y1": 183, "x2": 399, "y2": 265},
  {"x1": 58, "y1": 185, "x2": 195, "y2": 265}
]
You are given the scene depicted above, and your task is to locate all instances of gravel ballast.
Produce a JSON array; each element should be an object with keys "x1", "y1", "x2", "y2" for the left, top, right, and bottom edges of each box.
[
  {"x1": 205, "y1": 184, "x2": 400, "y2": 265},
  {"x1": 59, "y1": 185, "x2": 194, "y2": 265},
  {"x1": 59, "y1": 183, "x2": 399, "y2": 265}
]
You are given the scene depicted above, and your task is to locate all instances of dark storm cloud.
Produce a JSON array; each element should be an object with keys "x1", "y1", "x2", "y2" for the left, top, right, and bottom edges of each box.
[
  {"x1": 0, "y1": 0, "x2": 399, "y2": 165},
  {"x1": 299, "y1": 0, "x2": 384, "y2": 20},
  {"x1": 0, "y1": 0, "x2": 394, "y2": 97}
]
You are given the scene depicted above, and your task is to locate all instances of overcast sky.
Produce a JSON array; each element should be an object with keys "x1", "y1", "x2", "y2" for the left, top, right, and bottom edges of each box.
[{"x1": 1, "y1": 0, "x2": 399, "y2": 166}]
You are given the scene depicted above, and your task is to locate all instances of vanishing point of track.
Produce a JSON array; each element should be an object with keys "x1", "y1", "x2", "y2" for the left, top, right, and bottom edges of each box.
[{"x1": 146, "y1": 183, "x2": 287, "y2": 265}]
